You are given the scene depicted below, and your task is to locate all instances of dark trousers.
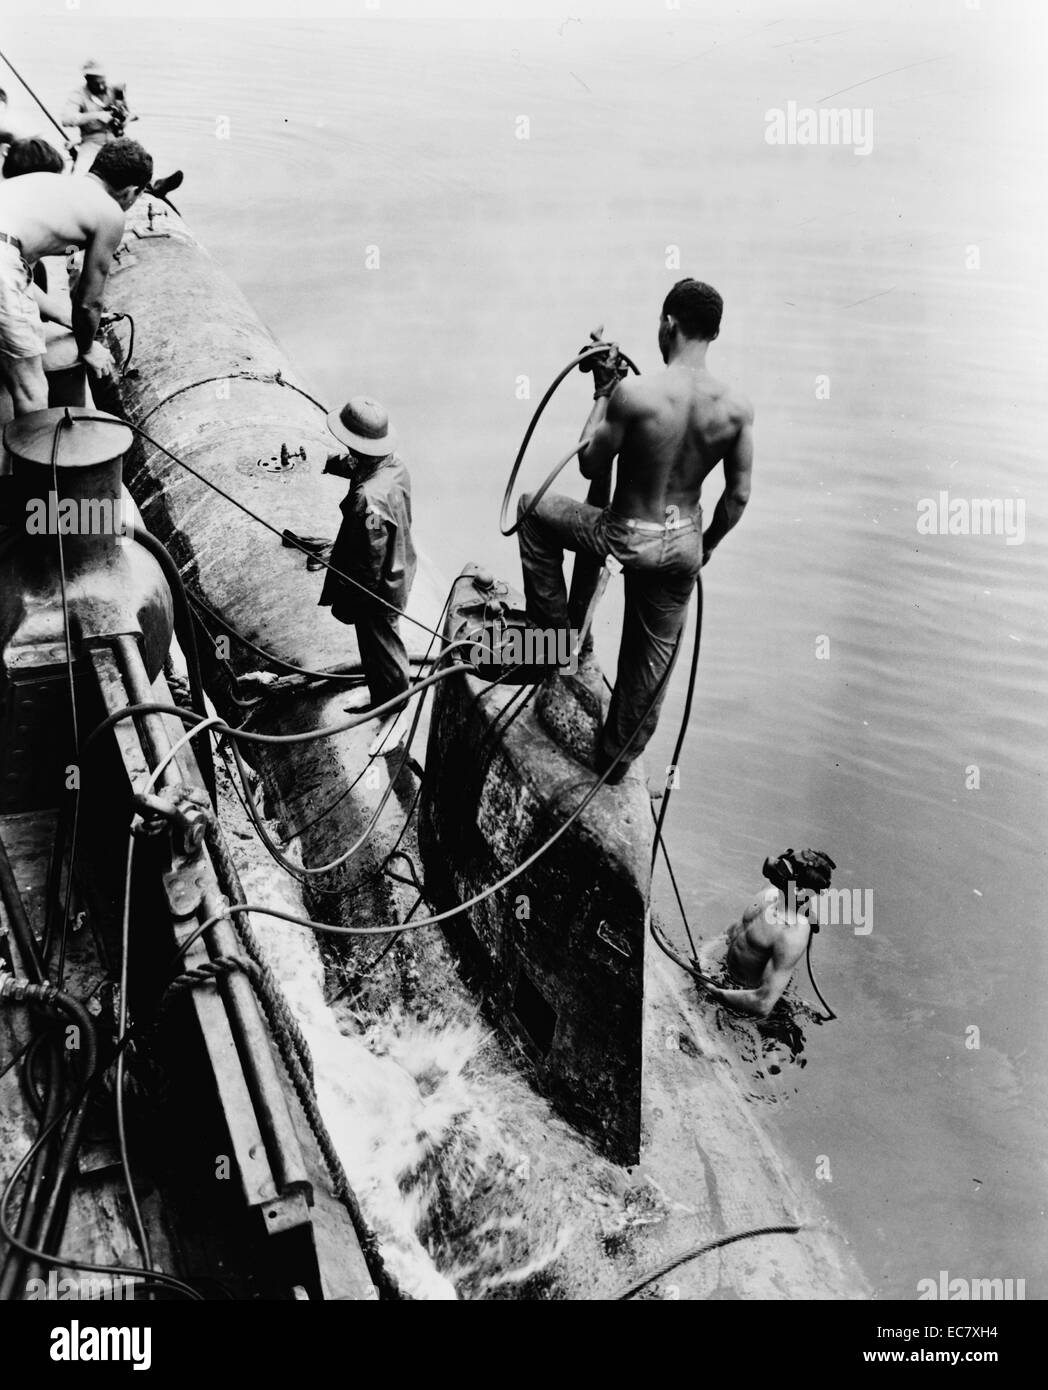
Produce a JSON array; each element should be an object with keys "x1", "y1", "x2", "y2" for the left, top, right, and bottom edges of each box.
[
  {"x1": 517, "y1": 493, "x2": 702, "y2": 766},
  {"x1": 352, "y1": 606, "x2": 411, "y2": 709}
]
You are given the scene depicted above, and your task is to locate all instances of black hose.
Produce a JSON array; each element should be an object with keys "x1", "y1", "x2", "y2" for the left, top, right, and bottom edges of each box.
[
  {"x1": 0, "y1": 981, "x2": 98, "y2": 1298},
  {"x1": 0, "y1": 47, "x2": 75, "y2": 152},
  {"x1": 647, "y1": 579, "x2": 703, "y2": 946},
  {"x1": 610, "y1": 1223, "x2": 803, "y2": 1300},
  {"x1": 0, "y1": 1011, "x2": 205, "y2": 1300},
  {"x1": 499, "y1": 343, "x2": 640, "y2": 537},
  {"x1": 805, "y1": 933, "x2": 837, "y2": 1022},
  {"x1": 25, "y1": 993, "x2": 98, "y2": 1276},
  {"x1": 188, "y1": 588, "x2": 395, "y2": 684},
  {"x1": 127, "y1": 525, "x2": 216, "y2": 802},
  {"x1": 0, "y1": 828, "x2": 45, "y2": 984},
  {"x1": 0, "y1": 1042, "x2": 62, "y2": 1301}
]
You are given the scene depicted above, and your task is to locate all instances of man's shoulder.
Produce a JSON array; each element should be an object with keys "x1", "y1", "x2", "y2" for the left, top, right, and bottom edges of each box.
[
  {"x1": 64, "y1": 85, "x2": 90, "y2": 108},
  {"x1": 367, "y1": 455, "x2": 411, "y2": 500},
  {"x1": 608, "y1": 374, "x2": 659, "y2": 420},
  {"x1": 388, "y1": 451, "x2": 411, "y2": 485},
  {"x1": 356, "y1": 479, "x2": 396, "y2": 529},
  {"x1": 714, "y1": 379, "x2": 754, "y2": 427},
  {"x1": 80, "y1": 183, "x2": 126, "y2": 234},
  {"x1": 731, "y1": 388, "x2": 755, "y2": 426}
]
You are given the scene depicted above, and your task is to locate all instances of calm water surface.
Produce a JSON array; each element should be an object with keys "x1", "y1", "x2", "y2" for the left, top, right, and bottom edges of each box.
[{"x1": 8, "y1": 0, "x2": 1045, "y2": 1297}]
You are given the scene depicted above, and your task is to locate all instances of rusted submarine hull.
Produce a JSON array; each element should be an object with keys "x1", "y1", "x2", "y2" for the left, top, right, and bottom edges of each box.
[
  {"x1": 103, "y1": 199, "x2": 446, "y2": 915},
  {"x1": 419, "y1": 569, "x2": 652, "y2": 1163}
]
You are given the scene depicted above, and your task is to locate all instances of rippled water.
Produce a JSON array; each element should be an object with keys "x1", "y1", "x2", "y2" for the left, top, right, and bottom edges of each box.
[{"x1": 8, "y1": 0, "x2": 1044, "y2": 1296}]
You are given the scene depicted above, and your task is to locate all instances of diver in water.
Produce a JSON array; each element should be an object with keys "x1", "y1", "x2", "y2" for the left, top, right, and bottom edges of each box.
[{"x1": 697, "y1": 849, "x2": 836, "y2": 1019}]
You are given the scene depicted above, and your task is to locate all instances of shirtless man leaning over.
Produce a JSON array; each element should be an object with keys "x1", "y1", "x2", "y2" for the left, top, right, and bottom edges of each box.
[
  {"x1": 516, "y1": 278, "x2": 754, "y2": 781},
  {"x1": 699, "y1": 849, "x2": 837, "y2": 1019},
  {"x1": 0, "y1": 136, "x2": 152, "y2": 415}
]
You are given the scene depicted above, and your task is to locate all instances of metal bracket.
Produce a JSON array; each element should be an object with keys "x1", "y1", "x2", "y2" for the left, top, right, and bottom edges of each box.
[
  {"x1": 108, "y1": 245, "x2": 139, "y2": 274},
  {"x1": 131, "y1": 203, "x2": 171, "y2": 240},
  {"x1": 256, "y1": 443, "x2": 305, "y2": 474},
  {"x1": 162, "y1": 861, "x2": 207, "y2": 922},
  {"x1": 132, "y1": 782, "x2": 213, "y2": 856},
  {"x1": 597, "y1": 919, "x2": 631, "y2": 958}
]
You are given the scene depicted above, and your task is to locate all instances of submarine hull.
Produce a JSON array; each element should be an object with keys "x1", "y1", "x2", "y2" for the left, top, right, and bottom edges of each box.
[{"x1": 104, "y1": 199, "x2": 446, "y2": 921}]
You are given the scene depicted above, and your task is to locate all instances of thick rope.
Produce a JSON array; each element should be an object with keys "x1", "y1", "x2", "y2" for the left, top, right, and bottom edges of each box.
[
  {"x1": 137, "y1": 370, "x2": 328, "y2": 429},
  {"x1": 199, "y1": 820, "x2": 395, "y2": 1292},
  {"x1": 166, "y1": 953, "x2": 255, "y2": 994},
  {"x1": 205, "y1": 820, "x2": 315, "y2": 1088}
]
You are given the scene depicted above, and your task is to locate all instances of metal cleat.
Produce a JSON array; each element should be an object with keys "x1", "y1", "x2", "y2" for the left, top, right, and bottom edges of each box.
[{"x1": 131, "y1": 782, "x2": 213, "y2": 857}]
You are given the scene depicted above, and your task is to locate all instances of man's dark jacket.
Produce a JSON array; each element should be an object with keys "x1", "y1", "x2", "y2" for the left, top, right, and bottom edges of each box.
[{"x1": 318, "y1": 453, "x2": 416, "y2": 624}]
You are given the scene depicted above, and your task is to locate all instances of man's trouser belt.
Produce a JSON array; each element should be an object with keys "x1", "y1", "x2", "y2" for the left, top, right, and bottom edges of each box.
[
  {"x1": 612, "y1": 511, "x2": 699, "y2": 533},
  {"x1": 0, "y1": 232, "x2": 25, "y2": 254}
]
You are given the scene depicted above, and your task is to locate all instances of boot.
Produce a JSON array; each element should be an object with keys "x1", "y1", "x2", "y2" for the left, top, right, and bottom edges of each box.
[{"x1": 148, "y1": 169, "x2": 184, "y2": 199}]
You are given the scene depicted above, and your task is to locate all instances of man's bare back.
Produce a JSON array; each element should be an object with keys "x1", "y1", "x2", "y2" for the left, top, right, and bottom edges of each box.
[
  {"x1": 609, "y1": 364, "x2": 753, "y2": 524},
  {"x1": 0, "y1": 144, "x2": 150, "y2": 415},
  {"x1": 579, "y1": 309, "x2": 753, "y2": 563},
  {"x1": 0, "y1": 170, "x2": 123, "y2": 263}
]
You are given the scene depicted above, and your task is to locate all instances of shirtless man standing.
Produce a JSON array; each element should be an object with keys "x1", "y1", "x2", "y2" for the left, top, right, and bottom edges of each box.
[
  {"x1": 516, "y1": 278, "x2": 753, "y2": 780},
  {"x1": 0, "y1": 137, "x2": 152, "y2": 415},
  {"x1": 699, "y1": 849, "x2": 836, "y2": 1018}
]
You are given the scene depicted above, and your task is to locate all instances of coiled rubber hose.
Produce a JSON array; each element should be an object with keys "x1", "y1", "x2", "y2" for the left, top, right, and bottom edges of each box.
[{"x1": 499, "y1": 342, "x2": 639, "y2": 537}]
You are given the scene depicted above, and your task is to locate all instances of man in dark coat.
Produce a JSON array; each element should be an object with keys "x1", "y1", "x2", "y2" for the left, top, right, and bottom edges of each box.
[{"x1": 319, "y1": 396, "x2": 417, "y2": 742}]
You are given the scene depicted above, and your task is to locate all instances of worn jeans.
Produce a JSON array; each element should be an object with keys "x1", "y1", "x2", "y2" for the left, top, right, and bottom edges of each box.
[{"x1": 517, "y1": 492, "x2": 703, "y2": 766}]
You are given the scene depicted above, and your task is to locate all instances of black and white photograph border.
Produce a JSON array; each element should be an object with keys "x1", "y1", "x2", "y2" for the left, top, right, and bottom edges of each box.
[{"x1": 0, "y1": 0, "x2": 1041, "y2": 1345}]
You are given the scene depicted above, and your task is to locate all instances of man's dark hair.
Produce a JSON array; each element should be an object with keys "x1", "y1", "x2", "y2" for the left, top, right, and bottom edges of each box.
[
  {"x1": 3, "y1": 137, "x2": 65, "y2": 179},
  {"x1": 662, "y1": 278, "x2": 723, "y2": 341},
  {"x1": 91, "y1": 136, "x2": 152, "y2": 191}
]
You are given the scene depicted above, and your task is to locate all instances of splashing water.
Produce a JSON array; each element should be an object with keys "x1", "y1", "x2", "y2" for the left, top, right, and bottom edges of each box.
[
  {"x1": 694, "y1": 927, "x2": 817, "y2": 1106},
  {"x1": 228, "y1": 830, "x2": 577, "y2": 1300}
]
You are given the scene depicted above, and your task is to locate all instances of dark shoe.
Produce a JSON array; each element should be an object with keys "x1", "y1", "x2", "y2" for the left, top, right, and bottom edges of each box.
[
  {"x1": 148, "y1": 169, "x2": 184, "y2": 199},
  {"x1": 282, "y1": 528, "x2": 332, "y2": 552}
]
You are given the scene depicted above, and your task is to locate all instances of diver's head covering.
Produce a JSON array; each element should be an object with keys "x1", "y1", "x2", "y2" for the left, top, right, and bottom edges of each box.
[
  {"x1": 762, "y1": 848, "x2": 836, "y2": 895},
  {"x1": 82, "y1": 59, "x2": 107, "y2": 78}
]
